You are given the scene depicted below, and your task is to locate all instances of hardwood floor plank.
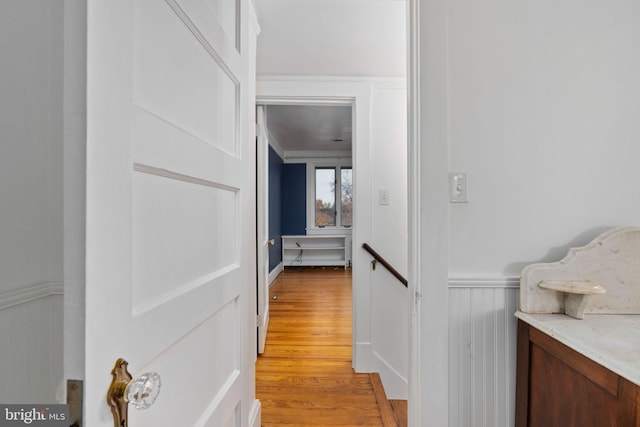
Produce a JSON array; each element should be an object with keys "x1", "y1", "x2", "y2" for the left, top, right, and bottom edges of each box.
[
  {"x1": 371, "y1": 372, "x2": 398, "y2": 427},
  {"x1": 390, "y1": 401, "x2": 408, "y2": 427},
  {"x1": 256, "y1": 268, "x2": 386, "y2": 426},
  {"x1": 258, "y1": 345, "x2": 352, "y2": 360}
]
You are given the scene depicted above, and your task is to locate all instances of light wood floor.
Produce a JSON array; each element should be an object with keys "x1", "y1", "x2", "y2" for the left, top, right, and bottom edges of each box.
[{"x1": 256, "y1": 268, "x2": 397, "y2": 426}]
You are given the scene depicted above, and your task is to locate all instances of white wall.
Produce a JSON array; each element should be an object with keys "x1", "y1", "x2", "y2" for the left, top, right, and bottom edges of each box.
[
  {"x1": 369, "y1": 84, "x2": 408, "y2": 399},
  {"x1": 0, "y1": 0, "x2": 65, "y2": 403},
  {"x1": 447, "y1": 0, "x2": 640, "y2": 278},
  {"x1": 417, "y1": 0, "x2": 640, "y2": 425},
  {"x1": 254, "y1": 0, "x2": 406, "y2": 78}
]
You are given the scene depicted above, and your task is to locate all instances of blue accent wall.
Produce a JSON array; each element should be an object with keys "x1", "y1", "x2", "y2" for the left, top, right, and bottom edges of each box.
[
  {"x1": 266, "y1": 149, "x2": 307, "y2": 273},
  {"x1": 268, "y1": 146, "x2": 283, "y2": 272},
  {"x1": 282, "y1": 163, "x2": 307, "y2": 236}
]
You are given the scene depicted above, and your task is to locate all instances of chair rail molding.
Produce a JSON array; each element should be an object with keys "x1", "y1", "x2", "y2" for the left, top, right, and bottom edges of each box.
[
  {"x1": 448, "y1": 277, "x2": 521, "y2": 289},
  {"x1": 0, "y1": 281, "x2": 64, "y2": 310}
]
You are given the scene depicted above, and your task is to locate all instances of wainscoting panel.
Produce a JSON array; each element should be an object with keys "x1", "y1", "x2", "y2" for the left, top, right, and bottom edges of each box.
[
  {"x1": 0, "y1": 285, "x2": 63, "y2": 404},
  {"x1": 449, "y1": 284, "x2": 519, "y2": 427}
]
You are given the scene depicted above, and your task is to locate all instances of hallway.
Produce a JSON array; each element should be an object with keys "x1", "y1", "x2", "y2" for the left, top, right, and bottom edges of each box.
[{"x1": 256, "y1": 268, "x2": 404, "y2": 426}]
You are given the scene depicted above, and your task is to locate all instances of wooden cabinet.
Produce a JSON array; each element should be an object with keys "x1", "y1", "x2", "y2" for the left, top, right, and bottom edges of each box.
[
  {"x1": 282, "y1": 235, "x2": 347, "y2": 268},
  {"x1": 515, "y1": 320, "x2": 640, "y2": 427}
]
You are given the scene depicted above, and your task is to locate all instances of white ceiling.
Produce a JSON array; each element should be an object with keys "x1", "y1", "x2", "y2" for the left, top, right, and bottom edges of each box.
[
  {"x1": 253, "y1": 0, "x2": 406, "y2": 152},
  {"x1": 265, "y1": 105, "x2": 352, "y2": 152}
]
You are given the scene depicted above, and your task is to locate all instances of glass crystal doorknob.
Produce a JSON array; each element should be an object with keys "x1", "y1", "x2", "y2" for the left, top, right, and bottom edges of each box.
[
  {"x1": 108, "y1": 358, "x2": 162, "y2": 427},
  {"x1": 125, "y1": 371, "x2": 161, "y2": 409}
]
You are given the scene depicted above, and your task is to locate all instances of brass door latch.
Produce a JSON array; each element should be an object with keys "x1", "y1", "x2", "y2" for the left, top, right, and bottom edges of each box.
[{"x1": 107, "y1": 358, "x2": 161, "y2": 427}]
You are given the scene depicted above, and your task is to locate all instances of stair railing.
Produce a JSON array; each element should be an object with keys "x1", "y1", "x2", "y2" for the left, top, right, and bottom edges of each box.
[{"x1": 362, "y1": 243, "x2": 408, "y2": 287}]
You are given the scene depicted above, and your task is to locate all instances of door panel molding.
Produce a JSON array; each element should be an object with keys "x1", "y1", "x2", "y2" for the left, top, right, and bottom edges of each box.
[
  {"x1": 134, "y1": 0, "x2": 240, "y2": 154},
  {"x1": 132, "y1": 107, "x2": 242, "y2": 182},
  {"x1": 134, "y1": 163, "x2": 240, "y2": 192},
  {"x1": 129, "y1": 298, "x2": 242, "y2": 425},
  {"x1": 175, "y1": 0, "x2": 242, "y2": 54}
]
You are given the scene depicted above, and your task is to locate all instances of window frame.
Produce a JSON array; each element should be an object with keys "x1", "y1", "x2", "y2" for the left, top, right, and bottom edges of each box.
[
  {"x1": 306, "y1": 159, "x2": 353, "y2": 232},
  {"x1": 314, "y1": 166, "x2": 338, "y2": 227}
]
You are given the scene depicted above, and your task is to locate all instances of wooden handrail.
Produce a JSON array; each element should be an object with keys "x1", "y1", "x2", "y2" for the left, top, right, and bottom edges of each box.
[{"x1": 362, "y1": 243, "x2": 408, "y2": 287}]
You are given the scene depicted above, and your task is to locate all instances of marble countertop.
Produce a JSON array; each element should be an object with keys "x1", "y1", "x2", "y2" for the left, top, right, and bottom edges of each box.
[{"x1": 516, "y1": 312, "x2": 640, "y2": 386}]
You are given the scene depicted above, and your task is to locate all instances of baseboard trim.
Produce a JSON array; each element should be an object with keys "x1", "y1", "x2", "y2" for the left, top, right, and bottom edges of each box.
[
  {"x1": 268, "y1": 263, "x2": 283, "y2": 286},
  {"x1": 353, "y1": 342, "x2": 373, "y2": 372},
  {"x1": 258, "y1": 307, "x2": 269, "y2": 354},
  {"x1": 248, "y1": 399, "x2": 261, "y2": 427},
  {"x1": 372, "y1": 350, "x2": 408, "y2": 400},
  {"x1": 0, "y1": 282, "x2": 64, "y2": 310}
]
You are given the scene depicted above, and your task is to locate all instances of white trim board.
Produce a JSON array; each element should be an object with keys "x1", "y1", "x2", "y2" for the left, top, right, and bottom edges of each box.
[
  {"x1": 268, "y1": 263, "x2": 283, "y2": 286},
  {"x1": 372, "y1": 350, "x2": 409, "y2": 400},
  {"x1": 0, "y1": 282, "x2": 64, "y2": 310},
  {"x1": 257, "y1": 75, "x2": 406, "y2": 85},
  {"x1": 448, "y1": 277, "x2": 521, "y2": 289},
  {"x1": 408, "y1": 0, "x2": 451, "y2": 424},
  {"x1": 354, "y1": 341, "x2": 373, "y2": 372},
  {"x1": 248, "y1": 399, "x2": 261, "y2": 427}
]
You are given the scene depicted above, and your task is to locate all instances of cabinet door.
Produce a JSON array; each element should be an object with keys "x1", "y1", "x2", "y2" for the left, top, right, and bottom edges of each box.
[{"x1": 516, "y1": 321, "x2": 639, "y2": 427}]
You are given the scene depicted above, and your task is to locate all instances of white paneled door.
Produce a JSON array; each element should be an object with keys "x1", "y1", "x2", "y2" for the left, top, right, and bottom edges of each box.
[{"x1": 85, "y1": 0, "x2": 258, "y2": 425}]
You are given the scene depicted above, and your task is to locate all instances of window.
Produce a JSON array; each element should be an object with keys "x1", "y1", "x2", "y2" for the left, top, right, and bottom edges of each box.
[
  {"x1": 340, "y1": 167, "x2": 352, "y2": 227},
  {"x1": 315, "y1": 168, "x2": 336, "y2": 226},
  {"x1": 312, "y1": 165, "x2": 352, "y2": 228}
]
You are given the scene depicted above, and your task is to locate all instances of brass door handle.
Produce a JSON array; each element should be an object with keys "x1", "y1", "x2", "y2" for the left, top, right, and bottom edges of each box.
[
  {"x1": 108, "y1": 358, "x2": 161, "y2": 427},
  {"x1": 268, "y1": 239, "x2": 275, "y2": 245}
]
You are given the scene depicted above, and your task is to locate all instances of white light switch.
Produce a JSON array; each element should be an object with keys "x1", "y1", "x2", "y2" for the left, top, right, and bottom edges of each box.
[
  {"x1": 449, "y1": 172, "x2": 468, "y2": 203},
  {"x1": 378, "y1": 189, "x2": 390, "y2": 205}
]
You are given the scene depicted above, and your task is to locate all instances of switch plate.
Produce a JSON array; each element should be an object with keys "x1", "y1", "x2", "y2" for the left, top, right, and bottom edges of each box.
[
  {"x1": 449, "y1": 172, "x2": 468, "y2": 203},
  {"x1": 378, "y1": 189, "x2": 390, "y2": 205}
]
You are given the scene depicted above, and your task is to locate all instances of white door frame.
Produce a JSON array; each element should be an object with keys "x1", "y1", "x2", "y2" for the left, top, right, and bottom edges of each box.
[
  {"x1": 256, "y1": 105, "x2": 270, "y2": 354},
  {"x1": 407, "y1": 0, "x2": 450, "y2": 425},
  {"x1": 255, "y1": 78, "x2": 375, "y2": 373},
  {"x1": 255, "y1": 72, "x2": 445, "y2": 427}
]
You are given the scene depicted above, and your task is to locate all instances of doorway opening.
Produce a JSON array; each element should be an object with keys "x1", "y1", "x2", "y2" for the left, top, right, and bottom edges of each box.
[
  {"x1": 255, "y1": 99, "x2": 375, "y2": 424},
  {"x1": 255, "y1": 77, "x2": 409, "y2": 419},
  {"x1": 255, "y1": 100, "x2": 355, "y2": 356}
]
